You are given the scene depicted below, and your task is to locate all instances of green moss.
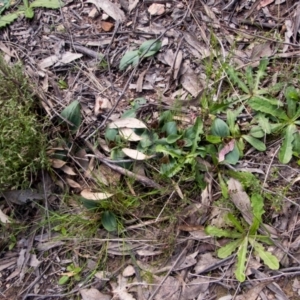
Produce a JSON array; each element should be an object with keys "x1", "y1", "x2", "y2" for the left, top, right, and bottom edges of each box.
[{"x1": 0, "y1": 56, "x2": 48, "y2": 191}]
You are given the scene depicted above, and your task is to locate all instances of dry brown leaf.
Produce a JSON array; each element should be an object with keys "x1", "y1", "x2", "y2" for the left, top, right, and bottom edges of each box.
[
  {"x1": 80, "y1": 288, "x2": 111, "y2": 300},
  {"x1": 95, "y1": 96, "x2": 112, "y2": 115},
  {"x1": 65, "y1": 178, "x2": 82, "y2": 189},
  {"x1": 122, "y1": 265, "x2": 135, "y2": 277},
  {"x1": 108, "y1": 118, "x2": 147, "y2": 129},
  {"x1": 51, "y1": 158, "x2": 66, "y2": 168},
  {"x1": 122, "y1": 148, "x2": 151, "y2": 160},
  {"x1": 257, "y1": 0, "x2": 274, "y2": 9},
  {"x1": 61, "y1": 165, "x2": 77, "y2": 176},
  {"x1": 181, "y1": 277, "x2": 210, "y2": 299},
  {"x1": 87, "y1": 0, "x2": 126, "y2": 22},
  {"x1": 119, "y1": 128, "x2": 143, "y2": 141},
  {"x1": 174, "y1": 251, "x2": 198, "y2": 271},
  {"x1": 173, "y1": 50, "x2": 183, "y2": 80},
  {"x1": 148, "y1": 3, "x2": 165, "y2": 16},
  {"x1": 38, "y1": 52, "x2": 82, "y2": 69},
  {"x1": 194, "y1": 253, "x2": 219, "y2": 274},
  {"x1": 81, "y1": 189, "x2": 113, "y2": 200},
  {"x1": 180, "y1": 66, "x2": 203, "y2": 97},
  {"x1": 228, "y1": 178, "x2": 253, "y2": 225},
  {"x1": 101, "y1": 21, "x2": 114, "y2": 32},
  {"x1": 0, "y1": 209, "x2": 11, "y2": 224},
  {"x1": 219, "y1": 140, "x2": 235, "y2": 162}
]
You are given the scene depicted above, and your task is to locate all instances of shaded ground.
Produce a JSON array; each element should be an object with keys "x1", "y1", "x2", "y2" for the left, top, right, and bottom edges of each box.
[{"x1": 1, "y1": 0, "x2": 300, "y2": 299}]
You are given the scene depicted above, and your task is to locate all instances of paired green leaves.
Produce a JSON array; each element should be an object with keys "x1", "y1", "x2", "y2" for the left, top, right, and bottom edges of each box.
[
  {"x1": 0, "y1": 0, "x2": 63, "y2": 28},
  {"x1": 119, "y1": 39, "x2": 162, "y2": 70}
]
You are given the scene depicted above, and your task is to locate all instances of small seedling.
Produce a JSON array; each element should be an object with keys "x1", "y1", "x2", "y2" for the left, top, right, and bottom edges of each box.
[
  {"x1": 58, "y1": 263, "x2": 82, "y2": 285},
  {"x1": 119, "y1": 39, "x2": 162, "y2": 70}
]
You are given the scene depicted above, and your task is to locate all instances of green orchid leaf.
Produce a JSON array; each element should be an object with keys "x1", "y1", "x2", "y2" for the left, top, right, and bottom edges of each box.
[
  {"x1": 242, "y1": 135, "x2": 266, "y2": 151},
  {"x1": 256, "y1": 114, "x2": 272, "y2": 134},
  {"x1": 218, "y1": 238, "x2": 243, "y2": 259},
  {"x1": 245, "y1": 66, "x2": 254, "y2": 91},
  {"x1": 293, "y1": 132, "x2": 300, "y2": 154},
  {"x1": 30, "y1": 0, "x2": 64, "y2": 9},
  {"x1": 0, "y1": 0, "x2": 10, "y2": 15},
  {"x1": 278, "y1": 124, "x2": 296, "y2": 164},
  {"x1": 205, "y1": 225, "x2": 241, "y2": 238},
  {"x1": 227, "y1": 213, "x2": 244, "y2": 233},
  {"x1": 206, "y1": 135, "x2": 222, "y2": 144},
  {"x1": 105, "y1": 128, "x2": 118, "y2": 141},
  {"x1": 226, "y1": 66, "x2": 250, "y2": 94},
  {"x1": 249, "y1": 126, "x2": 265, "y2": 138},
  {"x1": 60, "y1": 100, "x2": 82, "y2": 133},
  {"x1": 218, "y1": 173, "x2": 229, "y2": 198},
  {"x1": 162, "y1": 121, "x2": 177, "y2": 135},
  {"x1": 284, "y1": 86, "x2": 300, "y2": 119},
  {"x1": 211, "y1": 118, "x2": 230, "y2": 137},
  {"x1": 155, "y1": 144, "x2": 182, "y2": 158},
  {"x1": 119, "y1": 49, "x2": 139, "y2": 70},
  {"x1": 255, "y1": 236, "x2": 274, "y2": 245},
  {"x1": 139, "y1": 131, "x2": 158, "y2": 148},
  {"x1": 58, "y1": 275, "x2": 70, "y2": 285},
  {"x1": 285, "y1": 86, "x2": 300, "y2": 102},
  {"x1": 250, "y1": 239, "x2": 279, "y2": 270},
  {"x1": 166, "y1": 134, "x2": 182, "y2": 144},
  {"x1": 235, "y1": 237, "x2": 248, "y2": 282},
  {"x1": 249, "y1": 193, "x2": 264, "y2": 234},
  {"x1": 102, "y1": 211, "x2": 118, "y2": 232},
  {"x1": 0, "y1": 13, "x2": 18, "y2": 27},
  {"x1": 25, "y1": 6, "x2": 34, "y2": 18},
  {"x1": 224, "y1": 142, "x2": 240, "y2": 165},
  {"x1": 248, "y1": 98, "x2": 288, "y2": 120},
  {"x1": 160, "y1": 158, "x2": 183, "y2": 177},
  {"x1": 254, "y1": 58, "x2": 268, "y2": 91},
  {"x1": 138, "y1": 39, "x2": 161, "y2": 58},
  {"x1": 191, "y1": 117, "x2": 203, "y2": 153}
]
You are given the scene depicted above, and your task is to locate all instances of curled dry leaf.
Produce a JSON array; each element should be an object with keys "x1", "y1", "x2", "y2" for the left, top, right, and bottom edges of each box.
[
  {"x1": 86, "y1": 0, "x2": 126, "y2": 22},
  {"x1": 80, "y1": 288, "x2": 110, "y2": 300},
  {"x1": 51, "y1": 158, "x2": 66, "y2": 168},
  {"x1": 148, "y1": 3, "x2": 165, "y2": 16},
  {"x1": 81, "y1": 189, "x2": 113, "y2": 200},
  {"x1": 122, "y1": 265, "x2": 135, "y2": 277},
  {"x1": 228, "y1": 178, "x2": 253, "y2": 225},
  {"x1": 0, "y1": 209, "x2": 11, "y2": 224},
  {"x1": 119, "y1": 128, "x2": 142, "y2": 141},
  {"x1": 122, "y1": 148, "x2": 151, "y2": 160},
  {"x1": 108, "y1": 117, "x2": 147, "y2": 129},
  {"x1": 61, "y1": 165, "x2": 77, "y2": 176},
  {"x1": 218, "y1": 139, "x2": 235, "y2": 162},
  {"x1": 65, "y1": 178, "x2": 82, "y2": 189}
]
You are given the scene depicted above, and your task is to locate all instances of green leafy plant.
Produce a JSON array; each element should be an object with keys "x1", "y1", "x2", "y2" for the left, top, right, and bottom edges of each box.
[
  {"x1": 0, "y1": 0, "x2": 64, "y2": 28},
  {"x1": 0, "y1": 55, "x2": 48, "y2": 191},
  {"x1": 247, "y1": 86, "x2": 300, "y2": 163},
  {"x1": 206, "y1": 187, "x2": 279, "y2": 282},
  {"x1": 119, "y1": 39, "x2": 162, "y2": 70},
  {"x1": 58, "y1": 263, "x2": 82, "y2": 285},
  {"x1": 224, "y1": 58, "x2": 282, "y2": 106},
  {"x1": 207, "y1": 108, "x2": 266, "y2": 165}
]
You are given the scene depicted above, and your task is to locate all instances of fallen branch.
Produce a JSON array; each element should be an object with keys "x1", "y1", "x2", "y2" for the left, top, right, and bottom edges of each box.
[{"x1": 85, "y1": 140, "x2": 163, "y2": 190}]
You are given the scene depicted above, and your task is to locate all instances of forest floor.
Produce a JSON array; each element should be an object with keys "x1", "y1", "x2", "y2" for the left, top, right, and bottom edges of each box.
[{"x1": 1, "y1": 0, "x2": 300, "y2": 299}]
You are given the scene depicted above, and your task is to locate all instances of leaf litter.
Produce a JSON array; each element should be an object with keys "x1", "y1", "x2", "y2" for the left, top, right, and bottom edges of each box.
[{"x1": 1, "y1": 0, "x2": 300, "y2": 299}]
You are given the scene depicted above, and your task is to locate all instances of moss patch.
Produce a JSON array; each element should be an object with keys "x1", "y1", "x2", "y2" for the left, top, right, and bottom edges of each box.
[{"x1": 0, "y1": 56, "x2": 48, "y2": 191}]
